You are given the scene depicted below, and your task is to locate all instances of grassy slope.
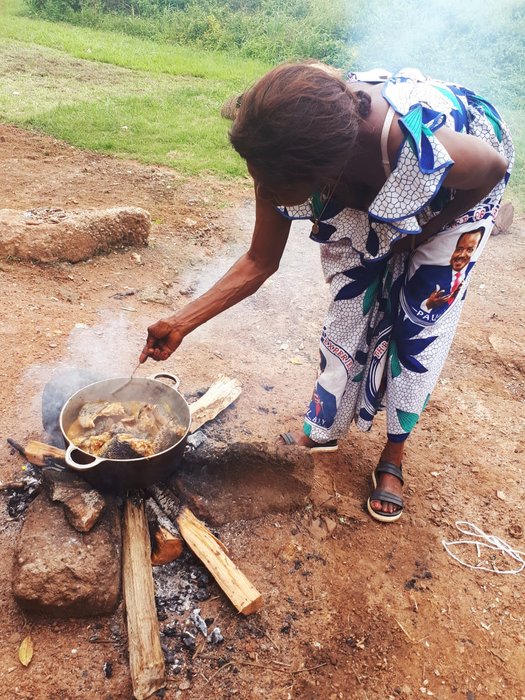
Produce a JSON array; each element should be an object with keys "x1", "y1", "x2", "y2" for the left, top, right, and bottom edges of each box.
[
  {"x1": 0, "y1": 0, "x2": 523, "y2": 205},
  {"x1": 0, "y1": 0, "x2": 270, "y2": 176}
]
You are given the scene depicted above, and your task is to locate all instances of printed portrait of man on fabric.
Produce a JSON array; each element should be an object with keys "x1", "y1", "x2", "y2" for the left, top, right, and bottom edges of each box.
[{"x1": 401, "y1": 224, "x2": 487, "y2": 326}]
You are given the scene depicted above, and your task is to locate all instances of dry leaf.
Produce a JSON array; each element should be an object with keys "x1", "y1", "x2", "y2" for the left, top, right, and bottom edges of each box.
[{"x1": 19, "y1": 635, "x2": 33, "y2": 667}]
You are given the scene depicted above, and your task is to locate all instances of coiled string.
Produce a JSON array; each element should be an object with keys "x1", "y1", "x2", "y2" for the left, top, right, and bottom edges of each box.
[{"x1": 442, "y1": 521, "x2": 525, "y2": 575}]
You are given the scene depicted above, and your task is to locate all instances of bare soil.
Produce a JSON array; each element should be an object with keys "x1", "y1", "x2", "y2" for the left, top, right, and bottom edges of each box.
[{"x1": 1, "y1": 123, "x2": 524, "y2": 700}]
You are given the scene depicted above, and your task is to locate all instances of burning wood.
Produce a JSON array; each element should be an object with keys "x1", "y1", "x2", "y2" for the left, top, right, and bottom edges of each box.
[
  {"x1": 146, "y1": 483, "x2": 181, "y2": 520},
  {"x1": 8, "y1": 439, "x2": 66, "y2": 468},
  {"x1": 145, "y1": 497, "x2": 183, "y2": 566}
]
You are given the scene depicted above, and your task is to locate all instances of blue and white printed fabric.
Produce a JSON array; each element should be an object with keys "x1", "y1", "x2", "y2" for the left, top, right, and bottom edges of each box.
[{"x1": 277, "y1": 69, "x2": 514, "y2": 442}]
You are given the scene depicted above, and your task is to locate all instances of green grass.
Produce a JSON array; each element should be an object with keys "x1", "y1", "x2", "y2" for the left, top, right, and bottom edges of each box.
[
  {"x1": 29, "y1": 88, "x2": 246, "y2": 175},
  {"x1": 0, "y1": 0, "x2": 271, "y2": 175},
  {"x1": 505, "y1": 111, "x2": 525, "y2": 210},
  {"x1": 0, "y1": 0, "x2": 523, "y2": 205},
  {"x1": 0, "y1": 0, "x2": 270, "y2": 81}
]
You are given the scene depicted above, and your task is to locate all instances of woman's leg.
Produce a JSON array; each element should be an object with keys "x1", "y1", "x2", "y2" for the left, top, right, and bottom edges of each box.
[{"x1": 370, "y1": 219, "x2": 494, "y2": 515}]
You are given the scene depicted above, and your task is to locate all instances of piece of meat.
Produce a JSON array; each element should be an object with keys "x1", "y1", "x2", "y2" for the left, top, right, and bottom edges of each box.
[
  {"x1": 101, "y1": 435, "x2": 145, "y2": 460},
  {"x1": 78, "y1": 401, "x2": 129, "y2": 429},
  {"x1": 73, "y1": 432, "x2": 113, "y2": 456},
  {"x1": 80, "y1": 416, "x2": 114, "y2": 437},
  {"x1": 119, "y1": 436, "x2": 156, "y2": 457},
  {"x1": 136, "y1": 404, "x2": 158, "y2": 435},
  {"x1": 153, "y1": 423, "x2": 185, "y2": 453},
  {"x1": 153, "y1": 404, "x2": 173, "y2": 427}
]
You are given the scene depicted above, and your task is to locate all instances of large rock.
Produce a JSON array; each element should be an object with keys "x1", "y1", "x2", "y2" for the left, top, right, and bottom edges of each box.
[
  {"x1": 170, "y1": 441, "x2": 313, "y2": 525},
  {"x1": 12, "y1": 493, "x2": 121, "y2": 617},
  {"x1": 0, "y1": 207, "x2": 150, "y2": 262}
]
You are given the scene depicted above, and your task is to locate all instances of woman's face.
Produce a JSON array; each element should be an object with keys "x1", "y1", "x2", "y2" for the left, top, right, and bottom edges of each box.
[{"x1": 247, "y1": 163, "x2": 317, "y2": 207}]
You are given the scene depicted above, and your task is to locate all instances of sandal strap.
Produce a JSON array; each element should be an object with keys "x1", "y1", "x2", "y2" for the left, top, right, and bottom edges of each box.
[
  {"x1": 279, "y1": 432, "x2": 297, "y2": 446},
  {"x1": 369, "y1": 489, "x2": 404, "y2": 509},
  {"x1": 375, "y1": 461, "x2": 404, "y2": 486}
]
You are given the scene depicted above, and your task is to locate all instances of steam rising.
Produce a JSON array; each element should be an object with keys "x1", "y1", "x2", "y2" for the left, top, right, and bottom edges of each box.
[
  {"x1": 351, "y1": 0, "x2": 525, "y2": 108},
  {"x1": 18, "y1": 315, "x2": 146, "y2": 442}
]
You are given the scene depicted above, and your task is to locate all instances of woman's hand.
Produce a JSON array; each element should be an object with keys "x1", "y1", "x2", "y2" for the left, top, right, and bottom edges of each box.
[{"x1": 139, "y1": 317, "x2": 184, "y2": 363}]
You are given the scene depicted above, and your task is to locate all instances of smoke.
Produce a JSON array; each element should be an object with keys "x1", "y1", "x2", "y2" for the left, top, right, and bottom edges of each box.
[
  {"x1": 16, "y1": 313, "x2": 146, "y2": 443},
  {"x1": 350, "y1": 0, "x2": 525, "y2": 108}
]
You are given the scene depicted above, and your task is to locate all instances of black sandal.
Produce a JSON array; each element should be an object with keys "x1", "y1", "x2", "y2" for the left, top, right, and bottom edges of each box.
[
  {"x1": 367, "y1": 461, "x2": 404, "y2": 522},
  {"x1": 277, "y1": 432, "x2": 338, "y2": 453}
]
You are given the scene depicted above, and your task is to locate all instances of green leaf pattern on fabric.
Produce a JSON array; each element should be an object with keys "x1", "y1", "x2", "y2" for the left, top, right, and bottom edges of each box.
[
  {"x1": 433, "y1": 85, "x2": 462, "y2": 111},
  {"x1": 396, "y1": 408, "x2": 420, "y2": 433},
  {"x1": 482, "y1": 104, "x2": 502, "y2": 142},
  {"x1": 352, "y1": 370, "x2": 364, "y2": 383},
  {"x1": 362, "y1": 275, "x2": 380, "y2": 315},
  {"x1": 389, "y1": 341, "x2": 402, "y2": 378}
]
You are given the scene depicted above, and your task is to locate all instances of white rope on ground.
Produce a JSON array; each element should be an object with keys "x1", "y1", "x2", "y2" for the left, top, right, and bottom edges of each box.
[{"x1": 442, "y1": 521, "x2": 525, "y2": 575}]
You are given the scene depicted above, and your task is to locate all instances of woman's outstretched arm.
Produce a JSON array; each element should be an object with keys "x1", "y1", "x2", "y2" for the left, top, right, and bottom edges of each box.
[{"x1": 139, "y1": 191, "x2": 292, "y2": 362}]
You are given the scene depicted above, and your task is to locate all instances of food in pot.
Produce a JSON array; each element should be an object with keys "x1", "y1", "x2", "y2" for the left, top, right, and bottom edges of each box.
[
  {"x1": 68, "y1": 401, "x2": 185, "y2": 458},
  {"x1": 78, "y1": 401, "x2": 131, "y2": 429}
]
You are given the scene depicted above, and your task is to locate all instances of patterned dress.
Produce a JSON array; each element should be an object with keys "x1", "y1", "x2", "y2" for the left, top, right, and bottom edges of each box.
[{"x1": 277, "y1": 68, "x2": 514, "y2": 444}]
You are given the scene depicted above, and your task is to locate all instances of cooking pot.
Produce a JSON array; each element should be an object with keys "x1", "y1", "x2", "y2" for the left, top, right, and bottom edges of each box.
[{"x1": 59, "y1": 373, "x2": 191, "y2": 492}]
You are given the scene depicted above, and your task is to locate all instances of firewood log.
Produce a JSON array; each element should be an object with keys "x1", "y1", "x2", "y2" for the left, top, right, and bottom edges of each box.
[
  {"x1": 176, "y1": 506, "x2": 262, "y2": 616},
  {"x1": 189, "y1": 375, "x2": 242, "y2": 432},
  {"x1": 8, "y1": 439, "x2": 66, "y2": 467},
  {"x1": 122, "y1": 494, "x2": 166, "y2": 700},
  {"x1": 145, "y1": 497, "x2": 183, "y2": 566}
]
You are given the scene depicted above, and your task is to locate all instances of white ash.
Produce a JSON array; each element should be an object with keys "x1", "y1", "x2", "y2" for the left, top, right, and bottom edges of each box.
[
  {"x1": 153, "y1": 551, "x2": 210, "y2": 616},
  {"x1": 208, "y1": 627, "x2": 224, "y2": 645},
  {"x1": 186, "y1": 431, "x2": 207, "y2": 450},
  {"x1": 6, "y1": 464, "x2": 42, "y2": 519},
  {"x1": 190, "y1": 608, "x2": 208, "y2": 637}
]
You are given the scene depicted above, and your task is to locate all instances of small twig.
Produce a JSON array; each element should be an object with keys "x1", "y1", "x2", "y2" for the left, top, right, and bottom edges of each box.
[
  {"x1": 352, "y1": 664, "x2": 362, "y2": 684},
  {"x1": 489, "y1": 649, "x2": 507, "y2": 663},
  {"x1": 394, "y1": 618, "x2": 428, "y2": 645},
  {"x1": 395, "y1": 618, "x2": 415, "y2": 642},
  {"x1": 272, "y1": 660, "x2": 292, "y2": 667},
  {"x1": 238, "y1": 661, "x2": 287, "y2": 672},
  {"x1": 258, "y1": 626, "x2": 280, "y2": 651},
  {"x1": 206, "y1": 661, "x2": 235, "y2": 684},
  {"x1": 192, "y1": 636, "x2": 207, "y2": 661},
  {"x1": 291, "y1": 662, "x2": 327, "y2": 675}
]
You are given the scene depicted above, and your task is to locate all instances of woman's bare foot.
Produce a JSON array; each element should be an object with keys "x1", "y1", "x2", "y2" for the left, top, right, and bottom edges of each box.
[{"x1": 369, "y1": 440, "x2": 405, "y2": 516}]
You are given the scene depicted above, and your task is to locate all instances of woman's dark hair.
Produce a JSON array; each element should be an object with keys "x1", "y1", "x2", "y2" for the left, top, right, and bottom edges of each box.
[{"x1": 229, "y1": 62, "x2": 371, "y2": 188}]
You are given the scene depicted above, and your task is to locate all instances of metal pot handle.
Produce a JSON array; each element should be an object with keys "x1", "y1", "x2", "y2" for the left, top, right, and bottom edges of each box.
[
  {"x1": 65, "y1": 444, "x2": 104, "y2": 471},
  {"x1": 149, "y1": 372, "x2": 181, "y2": 391}
]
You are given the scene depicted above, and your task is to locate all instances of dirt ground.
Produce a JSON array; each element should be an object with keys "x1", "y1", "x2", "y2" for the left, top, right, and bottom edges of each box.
[{"x1": 0, "y1": 123, "x2": 524, "y2": 700}]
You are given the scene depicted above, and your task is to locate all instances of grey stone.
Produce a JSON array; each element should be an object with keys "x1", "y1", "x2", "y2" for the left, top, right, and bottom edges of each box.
[
  {"x1": 12, "y1": 493, "x2": 121, "y2": 617},
  {"x1": 44, "y1": 470, "x2": 106, "y2": 532},
  {"x1": 63, "y1": 490, "x2": 106, "y2": 532},
  {"x1": 136, "y1": 285, "x2": 171, "y2": 305},
  {"x1": 170, "y1": 441, "x2": 313, "y2": 525}
]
